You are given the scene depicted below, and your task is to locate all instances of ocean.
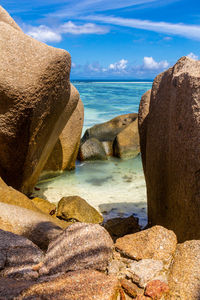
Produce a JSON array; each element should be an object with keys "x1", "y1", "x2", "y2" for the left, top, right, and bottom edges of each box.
[{"x1": 33, "y1": 80, "x2": 152, "y2": 227}]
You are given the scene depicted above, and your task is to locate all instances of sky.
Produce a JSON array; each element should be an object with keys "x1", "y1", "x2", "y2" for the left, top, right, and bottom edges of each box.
[{"x1": 2, "y1": 0, "x2": 200, "y2": 79}]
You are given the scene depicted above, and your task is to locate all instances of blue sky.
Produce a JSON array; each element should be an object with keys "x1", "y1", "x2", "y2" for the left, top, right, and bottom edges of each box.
[{"x1": 2, "y1": 0, "x2": 200, "y2": 79}]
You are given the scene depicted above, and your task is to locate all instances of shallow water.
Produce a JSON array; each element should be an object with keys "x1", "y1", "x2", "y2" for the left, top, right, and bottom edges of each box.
[{"x1": 33, "y1": 81, "x2": 152, "y2": 227}]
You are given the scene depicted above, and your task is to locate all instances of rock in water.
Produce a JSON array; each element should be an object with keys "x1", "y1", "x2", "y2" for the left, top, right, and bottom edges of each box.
[
  {"x1": 167, "y1": 240, "x2": 200, "y2": 299},
  {"x1": 138, "y1": 56, "x2": 200, "y2": 241},
  {"x1": 0, "y1": 6, "x2": 79, "y2": 194},
  {"x1": 56, "y1": 196, "x2": 103, "y2": 223},
  {"x1": 40, "y1": 222, "x2": 113, "y2": 275},
  {"x1": 78, "y1": 138, "x2": 107, "y2": 161},
  {"x1": 82, "y1": 113, "x2": 138, "y2": 142},
  {"x1": 79, "y1": 113, "x2": 139, "y2": 161},
  {"x1": 113, "y1": 118, "x2": 140, "y2": 158},
  {"x1": 44, "y1": 92, "x2": 84, "y2": 172},
  {"x1": 17, "y1": 270, "x2": 119, "y2": 300},
  {"x1": 0, "y1": 229, "x2": 43, "y2": 280}
]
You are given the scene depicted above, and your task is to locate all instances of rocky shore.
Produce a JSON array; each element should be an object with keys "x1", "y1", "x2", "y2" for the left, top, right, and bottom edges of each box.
[{"x1": 0, "y1": 5, "x2": 200, "y2": 300}]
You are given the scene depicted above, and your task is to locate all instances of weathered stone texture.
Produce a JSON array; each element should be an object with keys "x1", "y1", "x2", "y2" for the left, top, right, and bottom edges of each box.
[
  {"x1": 0, "y1": 229, "x2": 43, "y2": 280},
  {"x1": 17, "y1": 270, "x2": 119, "y2": 300},
  {"x1": 167, "y1": 240, "x2": 200, "y2": 300},
  {"x1": 44, "y1": 90, "x2": 84, "y2": 172},
  {"x1": 138, "y1": 57, "x2": 200, "y2": 241},
  {"x1": 115, "y1": 225, "x2": 177, "y2": 262},
  {"x1": 0, "y1": 8, "x2": 79, "y2": 194},
  {"x1": 40, "y1": 222, "x2": 113, "y2": 275}
]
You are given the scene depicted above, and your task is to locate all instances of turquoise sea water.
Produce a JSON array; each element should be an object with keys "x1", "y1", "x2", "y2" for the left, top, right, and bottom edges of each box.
[{"x1": 34, "y1": 81, "x2": 152, "y2": 227}]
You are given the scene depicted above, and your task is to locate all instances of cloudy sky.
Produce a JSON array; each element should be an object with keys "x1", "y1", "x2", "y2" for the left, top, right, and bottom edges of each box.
[{"x1": 2, "y1": 0, "x2": 200, "y2": 79}]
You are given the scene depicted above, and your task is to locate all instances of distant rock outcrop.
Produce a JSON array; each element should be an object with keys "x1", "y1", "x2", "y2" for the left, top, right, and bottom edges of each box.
[
  {"x1": 0, "y1": 6, "x2": 79, "y2": 194},
  {"x1": 79, "y1": 113, "x2": 140, "y2": 161},
  {"x1": 138, "y1": 57, "x2": 200, "y2": 242}
]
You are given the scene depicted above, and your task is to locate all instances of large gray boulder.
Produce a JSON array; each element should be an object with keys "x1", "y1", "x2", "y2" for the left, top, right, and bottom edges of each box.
[
  {"x1": 138, "y1": 56, "x2": 200, "y2": 242},
  {"x1": 0, "y1": 6, "x2": 79, "y2": 194}
]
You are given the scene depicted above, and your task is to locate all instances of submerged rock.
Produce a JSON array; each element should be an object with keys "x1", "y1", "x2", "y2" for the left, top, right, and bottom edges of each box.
[
  {"x1": 0, "y1": 7, "x2": 78, "y2": 194},
  {"x1": 115, "y1": 225, "x2": 177, "y2": 262},
  {"x1": 167, "y1": 240, "x2": 200, "y2": 299},
  {"x1": 17, "y1": 270, "x2": 119, "y2": 300},
  {"x1": 138, "y1": 56, "x2": 200, "y2": 241},
  {"x1": 40, "y1": 222, "x2": 113, "y2": 275},
  {"x1": 0, "y1": 229, "x2": 43, "y2": 280},
  {"x1": 57, "y1": 196, "x2": 103, "y2": 223},
  {"x1": 44, "y1": 93, "x2": 84, "y2": 172}
]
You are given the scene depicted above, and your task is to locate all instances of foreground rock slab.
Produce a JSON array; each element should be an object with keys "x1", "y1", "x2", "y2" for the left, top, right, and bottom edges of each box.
[
  {"x1": 17, "y1": 270, "x2": 119, "y2": 300},
  {"x1": 115, "y1": 225, "x2": 177, "y2": 262},
  {"x1": 104, "y1": 215, "x2": 140, "y2": 241},
  {"x1": 167, "y1": 240, "x2": 200, "y2": 299},
  {"x1": 0, "y1": 229, "x2": 43, "y2": 280},
  {"x1": 40, "y1": 222, "x2": 113, "y2": 275},
  {"x1": 0, "y1": 202, "x2": 69, "y2": 250},
  {"x1": 57, "y1": 195, "x2": 103, "y2": 223},
  {"x1": 0, "y1": 278, "x2": 34, "y2": 300},
  {"x1": 0, "y1": 7, "x2": 78, "y2": 194},
  {"x1": 138, "y1": 56, "x2": 200, "y2": 241}
]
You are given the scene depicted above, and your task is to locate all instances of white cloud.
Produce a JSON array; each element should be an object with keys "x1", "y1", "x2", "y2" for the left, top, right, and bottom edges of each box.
[
  {"x1": 60, "y1": 21, "x2": 108, "y2": 34},
  {"x1": 24, "y1": 21, "x2": 108, "y2": 43},
  {"x1": 109, "y1": 59, "x2": 128, "y2": 71},
  {"x1": 48, "y1": 0, "x2": 178, "y2": 19},
  {"x1": 26, "y1": 25, "x2": 62, "y2": 43},
  {"x1": 143, "y1": 57, "x2": 169, "y2": 70},
  {"x1": 84, "y1": 15, "x2": 200, "y2": 41},
  {"x1": 187, "y1": 52, "x2": 198, "y2": 60},
  {"x1": 71, "y1": 56, "x2": 170, "y2": 77}
]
